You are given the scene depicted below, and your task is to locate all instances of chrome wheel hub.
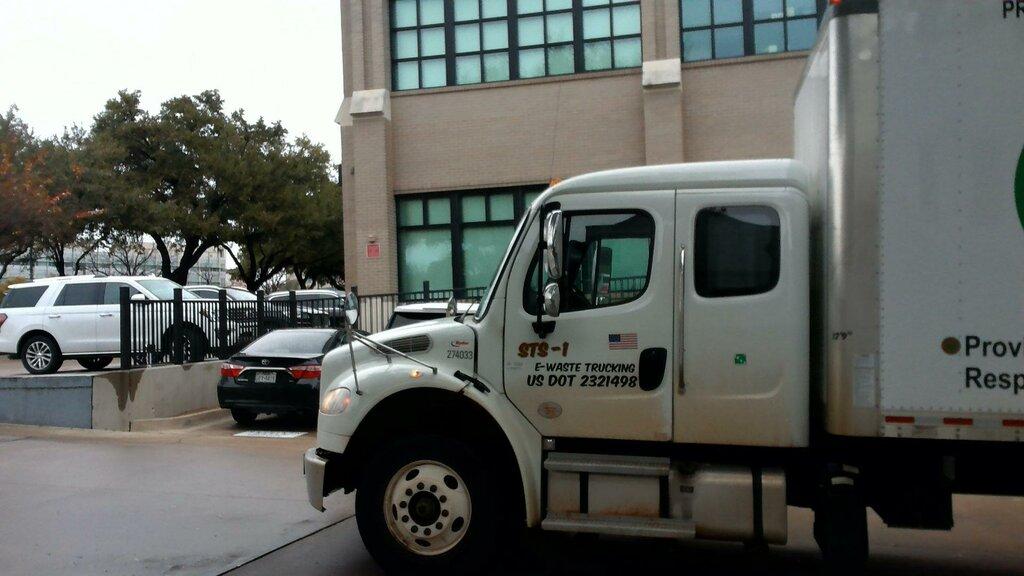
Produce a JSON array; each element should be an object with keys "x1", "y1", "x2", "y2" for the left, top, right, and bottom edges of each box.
[
  {"x1": 26, "y1": 341, "x2": 52, "y2": 371},
  {"x1": 383, "y1": 460, "x2": 471, "y2": 556}
]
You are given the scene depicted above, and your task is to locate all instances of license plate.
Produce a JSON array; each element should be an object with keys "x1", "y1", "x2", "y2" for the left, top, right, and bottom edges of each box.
[{"x1": 254, "y1": 372, "x2": 277, "y2": 384}]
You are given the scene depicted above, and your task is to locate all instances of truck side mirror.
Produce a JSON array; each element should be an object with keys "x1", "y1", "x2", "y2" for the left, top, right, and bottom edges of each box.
[
  {"x1": 345, "y1": 292, "x2": 359, "y2": 326},
  {"x1": 542, "y1": 282, "x2": 560, "y2": 317},
  {"x1": 543, "y1": 210, "x2": 564, "y2": 281},
  {"x1": 130, "y1": 293, "x2": 148, "y2": 302}
]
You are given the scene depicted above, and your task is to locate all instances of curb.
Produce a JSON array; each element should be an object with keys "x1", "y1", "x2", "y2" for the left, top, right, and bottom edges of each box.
[{"x1": 130, "y1": 407, "x2": 230, "y2": 432}]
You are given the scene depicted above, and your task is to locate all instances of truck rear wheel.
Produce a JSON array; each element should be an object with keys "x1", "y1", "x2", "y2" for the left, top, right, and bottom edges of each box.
[
  {"x1": 356, "y1": 436, "x2": 498, "y2": 575},
  {"x1": 814, "y1": 478, "x2": 868, "y2": 573}
]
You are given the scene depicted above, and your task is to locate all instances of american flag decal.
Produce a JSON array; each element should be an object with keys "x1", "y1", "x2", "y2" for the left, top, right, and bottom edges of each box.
[{"x1": 608, "y1": 333, "x2": 638, "y2": 350}]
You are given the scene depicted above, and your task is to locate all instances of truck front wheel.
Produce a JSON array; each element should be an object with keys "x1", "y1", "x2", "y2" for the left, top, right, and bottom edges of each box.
[{"x1": 356, "y1": 436, "x2": 498, "y2": 575}]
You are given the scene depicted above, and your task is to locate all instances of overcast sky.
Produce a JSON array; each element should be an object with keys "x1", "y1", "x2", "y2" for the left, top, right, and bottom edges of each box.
[{"x1": 0, "y1": 0, "x2": 343, "y2": 163}]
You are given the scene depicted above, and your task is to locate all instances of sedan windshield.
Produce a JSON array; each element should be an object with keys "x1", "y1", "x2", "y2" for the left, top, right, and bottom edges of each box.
[{"x1": 242, "y1": 330, "x2": 336, "y2": 356}]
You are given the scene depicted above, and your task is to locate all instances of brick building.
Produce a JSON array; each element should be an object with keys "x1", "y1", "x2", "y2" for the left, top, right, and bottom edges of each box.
[{"x1": 337, "y1": 0, "x2": 826, "y2": 295}]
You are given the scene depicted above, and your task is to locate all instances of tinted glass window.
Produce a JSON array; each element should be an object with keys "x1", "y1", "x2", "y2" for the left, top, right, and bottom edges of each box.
[
  {"x1": 55, "y1": 283, "x2": 104, "y2": 306},
  {"x1": 103, "y1": 283, "x2": 140, "y2": 305},
  {"x1": 189, "y1": 289, "x2": 218, "y2": 299},
  {"x1": 241, "y1": 330, "x2": 337, "y2": 356},
  {"x1": 387, "y1": 311, "x2": 445, "y2": 329},
  {"x1": 0, "y1": 286, "x2": 48, "y2": 308},
  {"x1": 525, "y1": 211, "x2": 654, "y2": 314},
  {"x1": 694, "y1": 206, "x2": 780, "y2": 297}
]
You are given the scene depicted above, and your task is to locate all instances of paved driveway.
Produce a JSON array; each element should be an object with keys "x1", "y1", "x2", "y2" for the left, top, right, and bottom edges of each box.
[{"x1": 0, "y1": 418, "x2": 348, "y2": 576}]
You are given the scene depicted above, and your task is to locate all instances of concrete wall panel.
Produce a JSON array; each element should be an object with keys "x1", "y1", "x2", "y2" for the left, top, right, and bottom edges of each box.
[
  {"x1": 390, "y1": 72, "x2": 646, "y2": 193},
  {"x1": 0, "y1": 375, "x2": 93, "y2": 428},
  {"x1": 681, "y1": 55, "x2": 806, "y2": 162}
]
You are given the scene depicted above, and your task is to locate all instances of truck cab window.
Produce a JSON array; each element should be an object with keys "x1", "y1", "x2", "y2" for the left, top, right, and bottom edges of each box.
[
  {"x1": 694, "y1": 205, "x2": 780, "y2": 298},
  {"x1": 525, "y1": 211, "x2": 654, "y2": 314}
]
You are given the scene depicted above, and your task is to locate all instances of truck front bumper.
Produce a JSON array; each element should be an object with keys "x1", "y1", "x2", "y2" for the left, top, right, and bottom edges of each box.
[{"x1": 303, "y1": 448, "x2": 329, "y2": 511}]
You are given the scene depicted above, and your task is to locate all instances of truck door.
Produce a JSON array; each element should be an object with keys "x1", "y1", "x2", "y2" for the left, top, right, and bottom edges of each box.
[
  {"x1": 503, "y1": 191, "x2": 676, "y2": 441},
  {"x1": 673, "y1": 190, "x2": 810, "y2": 447}
]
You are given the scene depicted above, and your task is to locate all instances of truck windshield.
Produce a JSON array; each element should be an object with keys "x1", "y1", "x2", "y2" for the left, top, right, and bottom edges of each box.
[{"x1": 474, "y1": 205, "x2": 533, "y2": 321}]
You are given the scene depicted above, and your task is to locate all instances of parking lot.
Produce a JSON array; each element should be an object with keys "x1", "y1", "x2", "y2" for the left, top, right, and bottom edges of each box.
[{"x1": 2, "y1": 417, "x2": 1022, "y2": 576}]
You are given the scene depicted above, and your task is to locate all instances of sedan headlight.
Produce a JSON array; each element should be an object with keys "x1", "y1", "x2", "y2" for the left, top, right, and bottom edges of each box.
[{"x1": 320, "y1": 387, "x2": 352, "y2": 415}]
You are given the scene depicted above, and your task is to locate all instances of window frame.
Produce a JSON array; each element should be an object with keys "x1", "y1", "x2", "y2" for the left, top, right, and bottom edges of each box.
[
  {"x1": 390, "y1": 0, "x2": 643, "y2": 91},
  {"x1": 522, "y1": 208, "x2": 656, "y2": 315},
  {"x1": 396, "y1": 186, "x2": 546, "y2": 294},
  {"x1": 693, "y1": 204, "x2": 781, "y2": 298},
  {"x1": 679, "y1": 0, "x2": 826, "y2": 63}
]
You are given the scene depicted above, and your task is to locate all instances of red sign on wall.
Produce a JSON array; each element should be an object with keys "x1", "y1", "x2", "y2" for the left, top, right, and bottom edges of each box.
[{"x1": 366, "y1": 243, "x2": 381, "y2": 259}]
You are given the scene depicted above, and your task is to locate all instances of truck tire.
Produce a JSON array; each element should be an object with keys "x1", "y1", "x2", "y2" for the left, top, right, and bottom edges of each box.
[
  {"x1": 21, "y1": 334, "x2": 64, "y2": 375},
  {"x1": 356, "y1": 436, "x2": 498, "y2": 575},
  {"x1": 814, "y1": 479, "x2": 868, "y2": 573},
  {"x1": 78, "y1": 356, "x2": 113, "y2": 371}
]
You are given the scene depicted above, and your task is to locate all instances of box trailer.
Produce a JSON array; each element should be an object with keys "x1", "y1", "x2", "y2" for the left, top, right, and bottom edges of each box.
[{"x1": 304, "y1": 1, "x2": 1024, "y2": 573}]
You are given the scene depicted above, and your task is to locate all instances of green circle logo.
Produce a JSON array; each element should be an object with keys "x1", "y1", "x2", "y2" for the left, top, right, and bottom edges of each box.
[{"x1": 1017, "y1": 144, "x2": 1024, "y2": 232}]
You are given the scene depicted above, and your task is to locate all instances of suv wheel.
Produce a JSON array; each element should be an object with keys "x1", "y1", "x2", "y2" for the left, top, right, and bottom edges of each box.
[
  {"x1": 21, "y1": 334, "x2": 64, "y2": 375},
  {"x1": 78, "y1": 356, "x2": 114, "y2": 371}
]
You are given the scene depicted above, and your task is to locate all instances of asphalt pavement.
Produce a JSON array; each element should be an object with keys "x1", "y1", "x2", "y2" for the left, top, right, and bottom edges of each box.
[
  {"x1": 2, "y1": 414, "x2": 1023, "y2": 576},
  {"x1": 0, "y1": 415, "x2": 349, "y2": 576},
  {"x1": 228, "y1": 497, "x2": 1024, "y2": 576}
]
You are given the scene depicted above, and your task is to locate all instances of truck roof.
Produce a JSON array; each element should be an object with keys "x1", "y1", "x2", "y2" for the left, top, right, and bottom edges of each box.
[{"x1": 541, "y1": 159, "x2": 810, "y2": 200}]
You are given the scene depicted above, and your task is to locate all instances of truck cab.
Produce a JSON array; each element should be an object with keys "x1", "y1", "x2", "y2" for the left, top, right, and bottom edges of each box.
[{"x1": 305, "y1": 159, "x2": 812, "y2": 574}]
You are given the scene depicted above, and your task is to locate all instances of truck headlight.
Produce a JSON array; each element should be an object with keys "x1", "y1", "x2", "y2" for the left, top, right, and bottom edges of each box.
[{"x1": 320, "y1": 387, "x2": 352, "y2": 415}]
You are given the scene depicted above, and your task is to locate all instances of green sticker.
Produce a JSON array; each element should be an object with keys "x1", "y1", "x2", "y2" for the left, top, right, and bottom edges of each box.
[
  {"x1": 734, "y1": 353, "x2": 746, "y2": 365},
  {"x1": 1016, "y1": 144, "x2": 1024, "y2": 233}
]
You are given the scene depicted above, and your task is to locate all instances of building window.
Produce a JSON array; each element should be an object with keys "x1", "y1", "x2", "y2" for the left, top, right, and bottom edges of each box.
[
  {"x1": 694, "y1": 205, "x2": 780, "y2": 298},
  {"x1": 680, "y1": 0, "x2": 824, "y2": 63},
  {"x1": 397, "y1": 187, "x2": 544, "y2": 294},
  {"x1": 390, "y1": 0, "x2": 642, "y2": 91}
]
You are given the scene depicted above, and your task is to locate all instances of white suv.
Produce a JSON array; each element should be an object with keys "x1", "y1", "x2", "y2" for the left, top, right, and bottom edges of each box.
[{"x1": 0, "y1": 275, "x2": 199, "y2": 374}]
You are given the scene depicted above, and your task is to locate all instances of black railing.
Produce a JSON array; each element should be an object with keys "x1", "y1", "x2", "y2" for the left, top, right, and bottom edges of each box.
[{"x1": 119, "y1": 283, "x2": 485, "y2": 368}]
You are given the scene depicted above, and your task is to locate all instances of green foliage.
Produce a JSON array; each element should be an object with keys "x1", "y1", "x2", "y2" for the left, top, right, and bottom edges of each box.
[
  {"x1": 2, "y1": 91, "x2": 343, "y2": 289},
  {"x1": 0, "y1": 107, "x2": 50, "y2": 278}
]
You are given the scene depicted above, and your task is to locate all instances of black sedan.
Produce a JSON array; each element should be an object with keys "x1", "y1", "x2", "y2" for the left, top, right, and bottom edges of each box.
[{"x1": 218, "y1": 328, "x2": 344, "y2": 425}]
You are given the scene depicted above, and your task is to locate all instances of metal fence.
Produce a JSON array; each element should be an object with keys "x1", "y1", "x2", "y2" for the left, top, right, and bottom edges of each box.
[{"x1": 118, "y1": 283, "x2": 484, "y2": 368}]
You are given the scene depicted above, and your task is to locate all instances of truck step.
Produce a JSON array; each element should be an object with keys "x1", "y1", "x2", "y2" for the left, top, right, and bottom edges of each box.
[
  {"x1": 544, "y1": 452, "x2": 670, "y2": 477},
  {"x1": 542, "y1": 513, "x2": 695, "y2": 539}
]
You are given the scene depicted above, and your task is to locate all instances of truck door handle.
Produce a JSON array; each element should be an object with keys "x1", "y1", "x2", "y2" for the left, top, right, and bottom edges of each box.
[
  {"x1": 99, "y1": 313, "x2": 114, "y2": 317},
  {"x1": 679, "y1": 244, "x2": 686, "y2": 395},
  {"x1": 48, "y1": 314, "x2": 61, "y2": 319}
]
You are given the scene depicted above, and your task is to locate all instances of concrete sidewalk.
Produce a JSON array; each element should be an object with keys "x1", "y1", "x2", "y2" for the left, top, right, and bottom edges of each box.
[{"x1": 0, "y1": 420, "x2": 351, "y2": 576}]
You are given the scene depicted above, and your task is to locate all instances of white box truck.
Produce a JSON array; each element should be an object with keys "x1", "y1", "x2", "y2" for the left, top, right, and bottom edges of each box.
[{"x1": 304, "y1": 1, "x2": 1024, "y2": 573}]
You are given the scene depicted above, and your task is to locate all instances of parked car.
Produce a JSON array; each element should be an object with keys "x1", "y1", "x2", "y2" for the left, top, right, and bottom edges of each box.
[
  {"x1": 218, "y1": 328, "x2": 345, "y2": 424},
  {"x1": 0, "y1": 275, "x2": 206, "y2": 374},
  {"x1": 266, "y1": 289, "x2": 358, "y2": 328},
  {"x1": 385, "y1": 301, "x2": 477, "y2": 329},
  {"x1": 185, "y1": 285, "x2": 257, "y2": 301}
]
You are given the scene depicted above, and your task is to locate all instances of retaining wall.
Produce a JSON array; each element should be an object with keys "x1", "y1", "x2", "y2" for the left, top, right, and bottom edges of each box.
[{"x1": 0, "y1": 361, "x2": 220, "y2": 431}]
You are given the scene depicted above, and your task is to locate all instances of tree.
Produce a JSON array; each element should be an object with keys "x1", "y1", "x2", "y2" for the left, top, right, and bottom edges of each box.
[
  {"x1": 216, "y1": 110, "x2": 338, "y2": 292},
  {"x1": 0, "y1": 107, "x2": 50, "y2": 278},
  {"x1": 36, "y1": 127, "x2": 107, "y2": 276},
  {"x1": 88, "y1": 90, "x2": 229, "y2": 284},
  {"x1": 291, "y1": 185, "x2": 344, "y2": 289},
  {"x1": 88, "y1": 234, "x2": 155, "y2": 276}
]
